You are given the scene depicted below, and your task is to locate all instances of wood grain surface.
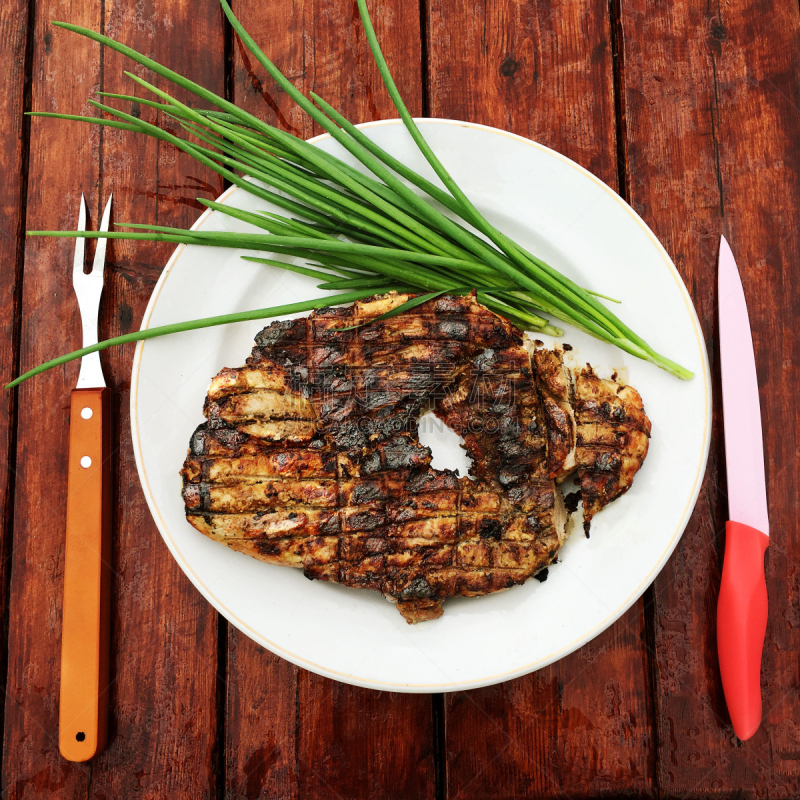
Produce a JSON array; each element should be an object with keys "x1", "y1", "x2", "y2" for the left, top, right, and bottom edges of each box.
[
  {"x1": 620, "y1": 0, "x2": 800, "y2": 795},
  {"x1": 427, "y1": 1, "x2": 654, "y2": 796},
  {"x1": 87, "y1": 3, "x2": 225, "y2": 796},
  {"x1": 0, "y1": 1, "x2": 30, "y2": 788},
  {"x1": 4, "y1": 1, "x2": 224, "y2": 797},
  {"x1": 227, "y1": 3, "x2": 435, "y2": 798},
  {"x1": 0, "y1": 0, "x2": 797, "y2": 797}
]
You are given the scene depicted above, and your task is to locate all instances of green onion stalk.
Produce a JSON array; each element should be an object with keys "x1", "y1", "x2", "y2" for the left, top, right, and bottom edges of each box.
[{"x1": 8, "y1": 0, "x2": 692, "y2": 388}]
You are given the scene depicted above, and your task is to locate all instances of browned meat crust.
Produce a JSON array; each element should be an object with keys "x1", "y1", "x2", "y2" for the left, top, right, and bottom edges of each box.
[
  {"x1": 529, "y1": 346, "x2": 652, "y2": 534},
  {"x1": 529, "y1": 346, "x2": 576, "y2": 480},
  {"x1": 572, "y1": 366, "x2": 651, "y2": 533},
  {"x1": 181, "y1": 293, "x2": 649, "y2": 622}
]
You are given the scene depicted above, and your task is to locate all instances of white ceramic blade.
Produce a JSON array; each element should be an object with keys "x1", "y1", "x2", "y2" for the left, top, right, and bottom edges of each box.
[{"x1": 718, "y1": 235, "x2": 769, "y2": 535}]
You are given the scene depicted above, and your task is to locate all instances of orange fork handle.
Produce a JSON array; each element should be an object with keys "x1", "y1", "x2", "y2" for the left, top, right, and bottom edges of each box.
[{"x1": 59, "y1": 387, "x2": 112, "y2": 761}]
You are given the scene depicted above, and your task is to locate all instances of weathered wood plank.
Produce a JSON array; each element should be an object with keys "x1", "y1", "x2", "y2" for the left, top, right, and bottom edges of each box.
[
  {"x1": 224, "y1": 630, "x2": 299, "y2": 800},
  {"x1": 225, "y1": 3, "x2": 306, "y2": 792},
  {"x1": 3, "y1": 1, "x2": 225, "y2": 796},
  {"x1": 426, "y1": 0, "x2": 655, "y2": 797},
  {"x1": 619, "y1": 0, "x2": 800, "y2": 795},
  {"x1": 443, "y1": 609, "x2": 653, "y2": 800},
  {"x1": 226, "y1": 2, "x2": 435, "y2": 798},
  {"x1": 79, "y1": 2, "x2": 226, "y2": 796},
  {"x1": 3, "y1": 1, "x2": 102, "y2": 794},
  {"x1": 298, "y1": 677, "x2": 436, "y2": 800},
  {"x1": 427, "y1": 0, "x2": 620, "y2": 183},
  {"x1": 0, "y1": 0, "x2": 30, "y2": 787}
]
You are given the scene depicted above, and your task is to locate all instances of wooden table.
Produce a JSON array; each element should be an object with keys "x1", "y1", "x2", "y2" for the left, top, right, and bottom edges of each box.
[{"x1": 0, "y1": 0, "x2": 797, "y2": 796}]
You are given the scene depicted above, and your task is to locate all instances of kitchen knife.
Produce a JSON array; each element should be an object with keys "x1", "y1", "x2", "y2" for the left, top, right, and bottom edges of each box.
[
  {"x1": 59, "y1": 195, "x2": 113, "y2": 761},
  {"x1": 716, "y1": 234, "x2": 769, "y2": 742}
]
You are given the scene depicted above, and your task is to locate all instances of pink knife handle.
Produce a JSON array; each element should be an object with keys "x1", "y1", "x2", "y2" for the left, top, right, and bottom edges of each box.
[{"x1": 717, "y1": 520, "x2": 769, "y2": 741}]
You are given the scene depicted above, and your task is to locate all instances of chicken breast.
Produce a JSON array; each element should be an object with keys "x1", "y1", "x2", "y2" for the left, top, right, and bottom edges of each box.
[
  {"x1": 572, "y1": 365, "x2": 652, "y2": 532},
  {"x1": 529, "y1": 345, "x2": 651, "y2": 533},
  {"x1": 182, "y1": 293, "x2": 649, "y2": 621}
]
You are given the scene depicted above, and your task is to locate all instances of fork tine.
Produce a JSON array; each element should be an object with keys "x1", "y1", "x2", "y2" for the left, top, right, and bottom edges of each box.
[
  {"x1": 73, "y1": 194, "x2": 87, "y2": 280},
  {"x1": 91, "y1": 195, "x2": 113, "y2": 276}
]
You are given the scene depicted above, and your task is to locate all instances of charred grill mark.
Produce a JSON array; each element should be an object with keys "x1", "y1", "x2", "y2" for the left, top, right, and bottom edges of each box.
[
  {"x1": 407, "y1": 470, "x2": 459, "y2": 493},
  {"x1": 190, "y1": 426, "x2": 209, "y2": 455},
  {"x1": 381, "y1": 435, "x2": 431, "y2": 470},
  {"x1": 479, "y1": 519, "x2": 502, "y2": 540},
  {"x1": 311, "y1": 344, "x2": 346, "y2": 368},
  {"x1": 312, "y1": 318, "x2": 354, "y2": 343},
  {"x1": 328, "y1": 420, "x2": 369, "y2": 452},
  {"x1": 254, "y1": 319, "x2": 306, "y2": 347},
  {"x1": 346, "y1": 481, "x2": 385, "y2": 504},
  {"x1": 435, "y1": 318, "x2": 470, "y2": 340},
  {"x1": 341, "y1": 508, "x2": 387, "y2": 532},
  {"x1": 398, "y1": 576, "x2": 436, "y2": 600}
]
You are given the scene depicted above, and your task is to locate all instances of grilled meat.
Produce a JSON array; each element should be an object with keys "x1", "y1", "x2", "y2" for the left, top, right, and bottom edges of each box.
[
  {"x1": 572, "y1": 365, "x2": 651, "y2": 532},
  {"x1": 530, "y1": 345, "x2": 651, "y2": 534},
  {"x1": 182, "y1": 293, "x2": 649, "y2": 622},
  {"x1": 529, "y1": 345, "x2": 576, "y2": 480}
]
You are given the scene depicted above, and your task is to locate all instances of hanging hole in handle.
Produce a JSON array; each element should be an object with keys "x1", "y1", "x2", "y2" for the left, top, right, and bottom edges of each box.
[{"x1": 76, "y1": 731, "x2": 86, "y2": 742}]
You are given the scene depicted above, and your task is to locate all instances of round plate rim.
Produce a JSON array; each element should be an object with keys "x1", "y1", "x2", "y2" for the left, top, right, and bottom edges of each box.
[{"x1": 130, "y1": 118, "x2": 712, "y2": 692}]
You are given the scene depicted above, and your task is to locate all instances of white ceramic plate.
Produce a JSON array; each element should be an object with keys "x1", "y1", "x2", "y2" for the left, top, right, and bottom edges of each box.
[{"x1": 131, "y1": 119, "x2": 711, "y2": 692}]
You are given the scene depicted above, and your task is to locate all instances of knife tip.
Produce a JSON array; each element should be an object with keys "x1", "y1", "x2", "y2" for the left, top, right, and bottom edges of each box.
[{"x1": 718, "y1": 234, "x2": 734, "y2": 265}]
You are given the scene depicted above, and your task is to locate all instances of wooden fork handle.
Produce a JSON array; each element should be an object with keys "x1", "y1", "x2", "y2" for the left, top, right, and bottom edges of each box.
[{"x1": 59, "y1": 387, "x2": 112, "y2": 761}]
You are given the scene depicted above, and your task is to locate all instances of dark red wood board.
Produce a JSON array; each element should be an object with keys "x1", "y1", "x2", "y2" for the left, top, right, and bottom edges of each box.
[
  {"x1": 0, "y1": 0, "x2": 797, "y2": 797},
  {"x1": 620, "y1": 0, "x2": 800, "y2": 795},
  {"x1": 3, "y1": 1, "x2": 224, "y2": 797},
  {"x1": 227, "y1": 3, "x2": 436, "y2": 798},
  {"x1": 426, "y1": 1, "x2": 654, "y2": 797}
]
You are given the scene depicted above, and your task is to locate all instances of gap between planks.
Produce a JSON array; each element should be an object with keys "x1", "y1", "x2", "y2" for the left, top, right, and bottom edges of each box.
[
  {"x1": 215, "y1": 3, "x2": 236, "y2": 797},
  {"x1": 608, "y1": 0, "x2": 661, "y2": 793}
]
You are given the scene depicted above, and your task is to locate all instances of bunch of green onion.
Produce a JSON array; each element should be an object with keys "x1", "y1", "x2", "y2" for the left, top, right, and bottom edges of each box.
[{"x1": 8, "y1": 0, "x2": 691, "y2": 388}]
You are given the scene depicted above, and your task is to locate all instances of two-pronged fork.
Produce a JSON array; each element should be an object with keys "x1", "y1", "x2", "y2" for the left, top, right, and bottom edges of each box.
[{"x1": 59, "y1": 194, "x2": 112, "y2": 762}]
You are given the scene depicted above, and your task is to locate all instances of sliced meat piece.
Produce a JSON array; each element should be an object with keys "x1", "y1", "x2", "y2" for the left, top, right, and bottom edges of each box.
[
  {"x1": 529, "y1": 344, "x2": 577, "y2": 480},
  {"x1": 573, "y1": 365, "x2": 651, "y2": 533}
]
